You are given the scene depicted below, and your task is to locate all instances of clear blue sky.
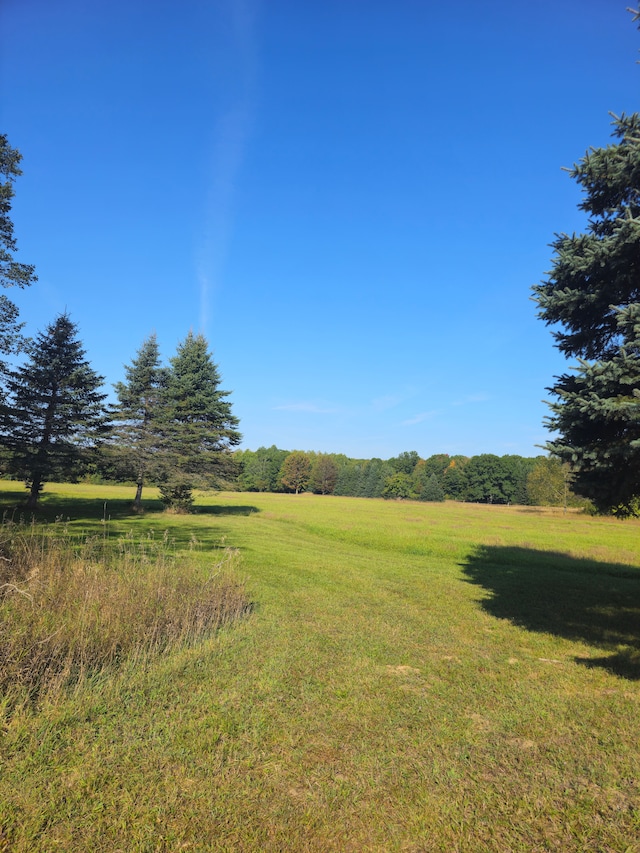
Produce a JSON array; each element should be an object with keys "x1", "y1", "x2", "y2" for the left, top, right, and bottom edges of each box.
[{"x1": 1, "y1": 0, "x2": 637, "y2": 459}]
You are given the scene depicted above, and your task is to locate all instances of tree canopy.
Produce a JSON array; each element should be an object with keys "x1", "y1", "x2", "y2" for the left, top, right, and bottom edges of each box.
[
  {"x1": 113, "y1": 333, "x2": 167, "y2": 510},
  {"x1": 533, "y1": 109, "x2": 640, "y2": 515},
  {"x1": 3, "y1": 314, "x2": 109, "y2": 507},
  {"x1": 156, "y1": 331, "x2": 241, "y2": 510},
  {"x1": 0, "y1": 135, "x2": 37, "y2": 375}
]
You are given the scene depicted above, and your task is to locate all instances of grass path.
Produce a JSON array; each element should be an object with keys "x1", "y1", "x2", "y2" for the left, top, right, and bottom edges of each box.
[{"x1": 1, "y1": 485, "x2": 639, "y2": 851}]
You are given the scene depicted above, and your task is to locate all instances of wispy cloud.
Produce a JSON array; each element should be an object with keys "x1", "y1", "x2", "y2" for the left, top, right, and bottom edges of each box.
[{"x1": 198, "y1": 0, "x2": 258, "y2": 332}]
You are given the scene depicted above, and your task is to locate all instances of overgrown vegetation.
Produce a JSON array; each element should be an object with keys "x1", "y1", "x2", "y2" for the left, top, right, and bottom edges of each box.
[{"x1": 0, "y1": 514, "x2": 249, "y2": 710}]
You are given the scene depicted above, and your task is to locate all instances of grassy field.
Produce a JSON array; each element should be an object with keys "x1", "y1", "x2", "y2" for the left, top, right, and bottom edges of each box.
[{"x1": 1, "y1": 482, "x2": 639, "y2": 852}]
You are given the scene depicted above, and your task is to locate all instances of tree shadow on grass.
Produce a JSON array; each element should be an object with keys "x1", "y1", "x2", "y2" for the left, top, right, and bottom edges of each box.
[
  {"x1": 0, "y1": 493, "x2": 164, "y2": 523},
  {"x1": 461, "y1": 545, "x2": 640, "y2": 680},
  {"x1": 0, "y1": 492, "x2": 260, "y2": 523},
  {"x1": 191, "y1": 504, "x2": 260, "y2": 516}
]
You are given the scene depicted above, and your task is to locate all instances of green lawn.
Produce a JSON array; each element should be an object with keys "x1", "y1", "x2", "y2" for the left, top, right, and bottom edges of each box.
[{"x1": 1, "y1": 483, "x2": 639, "y2": 851}]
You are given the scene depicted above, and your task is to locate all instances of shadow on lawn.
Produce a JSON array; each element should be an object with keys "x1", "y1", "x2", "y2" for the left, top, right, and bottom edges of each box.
[
  {"x1": 0, "y1": 491, "x2": 261, "y2": 557},
  {"x1": 462, "y1": 545, "x2": 640, "y2": 680},
  {"x1": 0, "y1": 491, "x2": 260, "y2": 523}
]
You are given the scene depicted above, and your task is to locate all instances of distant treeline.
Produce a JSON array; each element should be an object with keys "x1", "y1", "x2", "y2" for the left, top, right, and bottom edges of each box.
[{"x1": 231, "y1": 447, "x2": 584, "y2": 508}]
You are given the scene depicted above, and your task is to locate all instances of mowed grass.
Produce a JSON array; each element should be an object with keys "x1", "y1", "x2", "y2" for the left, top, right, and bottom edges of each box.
[{"x1": 1, "y1": 483, "x2": 639, "y2": 852}]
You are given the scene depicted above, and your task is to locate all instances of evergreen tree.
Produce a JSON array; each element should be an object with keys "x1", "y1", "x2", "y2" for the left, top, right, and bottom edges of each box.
[
  {"x1": 112, "y1": 333, "x2": 167, "y2": 511},
  {"x1": 533, "y1": 107, "x2": 640, "y2": 515},
  {"x1": 530, "y1": 10, "x2": 640, "y2": 515},
  {"x1": 0, "y1": 135, "x2": 37, "y2": 378},
  {"x1": 3, "y1": 314, "x2": 109, "y2": 507},
  {"x1": 363, "y1": 458, "x2": 394, "y2": 498},
  {"x1": 420, "y1": 472, "x2": 445, "y2": 502},
  {"x1": 333, "y1": 457, "x2": 363, "y2": 496},
  {"x1": 158, "y1": 331, "x2": 241, "y2": 511}
]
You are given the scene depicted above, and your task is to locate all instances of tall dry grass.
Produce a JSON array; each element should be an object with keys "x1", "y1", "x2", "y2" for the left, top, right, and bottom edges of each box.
[{"x1": 0, "y1": 517, "x2": 250, "y2": 708}]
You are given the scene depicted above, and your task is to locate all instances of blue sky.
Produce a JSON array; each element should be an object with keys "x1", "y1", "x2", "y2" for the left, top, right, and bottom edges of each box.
[{"x1": 1, "y1": 0, "x2": 638, "y2": 459}]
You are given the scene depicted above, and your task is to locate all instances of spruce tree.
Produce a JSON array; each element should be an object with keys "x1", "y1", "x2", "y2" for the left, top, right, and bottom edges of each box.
[
  {"x1": 533, "y1": 106, "x2": 640, "y2": 515},
  {"x1": 0, "y1": 135, "x2": 37, "y2": 378},
  {"x1": 158, "y1": 331, "x2": 241, "y2": 510},
  {"x1": 420, "y1": 473, "x2": 445, "y2": 502},
  {"x1": 113, "y1": 333, "x2": 167, "y2": 511},
  {"x1": 4, "y1": 314, "x2": 109, "y2": 507}
]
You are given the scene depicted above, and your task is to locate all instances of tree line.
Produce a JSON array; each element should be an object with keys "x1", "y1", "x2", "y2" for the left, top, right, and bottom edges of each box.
[{"x1": 234, "y1": 446, "x2": 581, "y2": 508}]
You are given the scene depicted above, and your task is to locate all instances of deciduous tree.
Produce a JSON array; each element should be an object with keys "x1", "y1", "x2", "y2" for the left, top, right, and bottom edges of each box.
[
  {"x1": 279, "y1": 451, "x2": 312, "y2": 494},
  {"x1": 526, "y1": 456, "x2": 573, "y2": 510},
  {"x1": 310, "y1": 453, "x2": 339, "y2": 495}
]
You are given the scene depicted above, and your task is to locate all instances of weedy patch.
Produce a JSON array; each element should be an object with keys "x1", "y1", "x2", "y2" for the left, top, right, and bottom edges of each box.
[{"x1": 0, "y1": 518, "x2": 250, "y2": 710}]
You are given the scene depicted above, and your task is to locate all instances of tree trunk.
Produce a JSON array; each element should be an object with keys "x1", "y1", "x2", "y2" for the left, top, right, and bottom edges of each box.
[
  {"x1": 133, "y1": 478, "x2": 144, "y2": 511},
  {"x1": 26, "y1": 475, "x2": 42, "y2": 509}
]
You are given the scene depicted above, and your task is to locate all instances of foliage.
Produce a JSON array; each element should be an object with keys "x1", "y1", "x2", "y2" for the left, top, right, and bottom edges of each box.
[
  {"x1": 388, "y1": 450, "x2": 420, "y2": 474},
  {"x1": 382, "y1": 471, "x2": 414, "y2": 499},
  {"x1": 526, "y1": 456, "x2": 576, "y2": 508},
  {"x1": 0, "y1": 135, "x2": 37, "y2": 376},
  {"x1": 112, "y1": 333, "x2": 167, "y2": 510},
  {"x1": 157, "y1": 332, "x2": 241, "y2": 510},
  {"x1": 420, "y1": 472, "x2": 445, "y2": 502},
  {"x1": 278, "y1": 450, "x2": 312, "y2": 494},
  {"x1": 423, "y1": 453, "x2": 451, "y2": 478},
  {"x1": 441, "y1": 456, "x2": 469, "y2": 499},
  {"x1": 464, "y1": 454, "x2": 533, "y2": 504},
  {"x1": 411, "y1": 455, "x2": 450, "y2": 500},
  {"x1": 309, "y1": 453, "x2": 339, "y2": 495},
  {"x1": 2, "y1": 314, "x2": 109, "y2": 507},
  {"x1": 236, "y1": 445, "x2": 289, "y2": 492},
  {"x1": 533, "y1": 107, "x2": 640, "y2": 515}
]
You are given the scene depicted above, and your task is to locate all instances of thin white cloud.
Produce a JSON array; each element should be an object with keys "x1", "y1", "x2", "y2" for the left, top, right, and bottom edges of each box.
[{"x1": 198, "y1": 0, "x2": 258, "y2": 332}]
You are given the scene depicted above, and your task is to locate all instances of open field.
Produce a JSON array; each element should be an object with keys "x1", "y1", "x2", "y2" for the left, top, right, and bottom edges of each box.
[{"x1": 1, "y1": 482, "x2": 639, "y2": 852}]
